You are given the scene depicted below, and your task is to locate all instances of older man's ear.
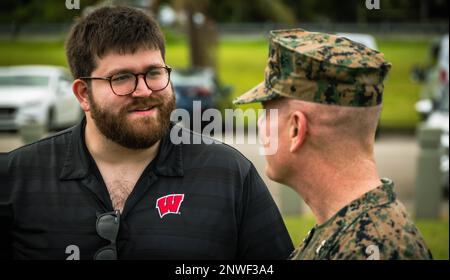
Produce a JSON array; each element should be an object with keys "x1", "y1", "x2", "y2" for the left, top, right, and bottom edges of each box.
[{"x1": 289, "y1": 111, "x2": 307, "y2": 153}]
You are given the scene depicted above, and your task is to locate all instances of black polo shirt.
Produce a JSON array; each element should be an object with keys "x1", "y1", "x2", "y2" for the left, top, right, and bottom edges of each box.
[{"x1": 3, "y1": 119, "x2": 294, "y2": 260}]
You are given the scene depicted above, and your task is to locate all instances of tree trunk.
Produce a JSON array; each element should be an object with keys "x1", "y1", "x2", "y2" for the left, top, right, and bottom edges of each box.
[{"x1": 184, "y1": 0, "x2": 217, "y2": 69}]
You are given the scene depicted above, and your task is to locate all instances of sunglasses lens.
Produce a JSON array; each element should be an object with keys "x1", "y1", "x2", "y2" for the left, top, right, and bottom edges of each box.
[
  {"x1": 94, "y1": 247, "x2": 117, "y2": 260},
  {"x1": 95, "y1": 211, "x2": 120, "y2": 260},
  {"x1": 96, "y1": 213, "x2": 119, "y2": 241}
]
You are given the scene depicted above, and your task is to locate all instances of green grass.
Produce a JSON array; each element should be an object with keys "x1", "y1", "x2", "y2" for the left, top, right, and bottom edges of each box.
[
  {"x1": 415, "y1": 219, "x2": 450, "y2": 260},
  {"x1": 284, "y1": 214, "x2": 449, "y2": 260},
  {"x1": 0, "y1": 40, "x2": 68, "y2": 67},
  {"x1": 377, "y1": 40, "x2": 430, "y2": 129},
  {"x1": 0, "y1": 37, "x2": 431, "y2": 129}
]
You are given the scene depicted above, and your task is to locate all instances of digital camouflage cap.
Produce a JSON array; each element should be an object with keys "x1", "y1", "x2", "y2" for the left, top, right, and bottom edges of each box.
[{"x1": 233, "y1": 29, "x2": 392, "y2": 107}]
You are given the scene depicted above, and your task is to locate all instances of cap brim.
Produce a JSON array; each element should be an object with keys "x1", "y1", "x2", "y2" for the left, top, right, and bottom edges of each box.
[{"x1": 233, "y1": 81, "x2": 281, "y2": 105}]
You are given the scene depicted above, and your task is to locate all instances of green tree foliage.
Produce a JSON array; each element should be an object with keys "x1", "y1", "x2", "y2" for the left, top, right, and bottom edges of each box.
[
  {"x1": 208, "y1": 0, "x2": 295, "y2": 24},
  {"x1": 0, "y1": 0, "x2": 447, "y2": 24},
  {"x1": 282, "y1": 0, "x2": 448, "y2": 23},
  {"x1": 0, "y1": 0, "x2": 99, "y2": 23}
]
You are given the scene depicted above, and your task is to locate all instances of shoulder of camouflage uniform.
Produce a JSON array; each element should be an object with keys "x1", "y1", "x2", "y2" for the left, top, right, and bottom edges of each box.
[{"x1": 327, "y1": 200, "x2": 433, "y2": 260}]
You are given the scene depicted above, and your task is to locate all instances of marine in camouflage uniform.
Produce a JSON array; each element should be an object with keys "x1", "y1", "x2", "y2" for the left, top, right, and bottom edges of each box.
[
  {"x1": 290, "y1": 179, "x2": 432, "y2": 260},
  {"x1": 233, "y1": 29, "x2": 432, "y2": 260}
]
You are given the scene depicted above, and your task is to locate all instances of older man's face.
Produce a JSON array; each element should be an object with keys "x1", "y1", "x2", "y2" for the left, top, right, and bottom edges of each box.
[
  {"x1": 87, "y1": 48, "x2": 175, "y2": 149},
  {"x1": 259, "y1": 98, "x2": 291, "y2": 184}
]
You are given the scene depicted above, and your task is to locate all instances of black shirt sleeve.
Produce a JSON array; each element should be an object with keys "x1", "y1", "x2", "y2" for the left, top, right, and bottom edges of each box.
[{"x1": 236, "y1": 164, "x2": 294, "y2": 259}]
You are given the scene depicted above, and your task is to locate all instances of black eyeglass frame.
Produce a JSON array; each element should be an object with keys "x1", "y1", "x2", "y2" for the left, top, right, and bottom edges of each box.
[{"x1": 79, "y1": 66, "x2": 172, "y2": 96}]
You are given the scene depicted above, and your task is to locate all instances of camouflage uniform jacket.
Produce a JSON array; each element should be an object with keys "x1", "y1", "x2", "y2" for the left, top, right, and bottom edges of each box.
[{"x1": 291, "y1": 178, "x2": 433, "y2": 260}]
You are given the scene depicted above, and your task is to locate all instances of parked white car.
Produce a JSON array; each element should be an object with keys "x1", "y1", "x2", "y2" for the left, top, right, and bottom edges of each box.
[
  {"x1": 415, "y1": 34, "x2": 449, "y2": 111},
  {"x1": 0, "y1": 65, "x2": 81, "y2": 131}
]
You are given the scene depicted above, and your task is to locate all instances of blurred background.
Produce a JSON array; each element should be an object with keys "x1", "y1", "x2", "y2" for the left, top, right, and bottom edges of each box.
[{"x1": 0, "y1": 0, "x2": 448, "y2": 259}]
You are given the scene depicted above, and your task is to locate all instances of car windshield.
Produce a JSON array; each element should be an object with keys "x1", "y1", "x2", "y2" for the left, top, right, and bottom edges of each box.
[{"x1": 0, "y1": 75, "x2": 50, "y2": 87}]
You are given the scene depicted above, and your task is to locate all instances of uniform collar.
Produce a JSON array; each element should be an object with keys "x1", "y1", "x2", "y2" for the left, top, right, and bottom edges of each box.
[
  {"x1": 313, "y1": 178, "x2": 397, "y2": 240},
  {"x1": 59, "y1": 118, "x2": 184, "y2": 180},
  {"x1": 316, "y1": 178, "x2": 396, "y2": 233},
  {"x1": 292, "y1": 178, "x2": 397, "y2": 259}
]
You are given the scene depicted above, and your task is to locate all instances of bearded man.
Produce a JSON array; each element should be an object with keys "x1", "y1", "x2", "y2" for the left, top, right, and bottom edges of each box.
[{"x1": 2, "y1": 6, "x2": 293, "y2": 260}]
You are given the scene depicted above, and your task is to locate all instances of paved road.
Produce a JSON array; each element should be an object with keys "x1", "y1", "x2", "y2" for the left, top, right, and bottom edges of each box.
[{"x1": 1, "y1": 130, "x2": 447, "y2": 218}]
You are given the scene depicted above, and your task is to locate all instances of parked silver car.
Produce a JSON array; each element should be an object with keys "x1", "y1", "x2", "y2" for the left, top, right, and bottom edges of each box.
[{"x1": 0, "y1": 65, "x2": 81, "y2": 131}]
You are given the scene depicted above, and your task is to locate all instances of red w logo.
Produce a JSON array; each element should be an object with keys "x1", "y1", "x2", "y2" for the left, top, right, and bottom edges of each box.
[{"x1": 156, "y1": 194, "x2": 185, "y2": 218}]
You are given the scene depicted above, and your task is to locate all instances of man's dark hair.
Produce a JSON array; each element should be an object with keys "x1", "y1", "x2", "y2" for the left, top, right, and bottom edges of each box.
[{"x1": 65, "y1": 6, "x2": 166, "y2": 79}]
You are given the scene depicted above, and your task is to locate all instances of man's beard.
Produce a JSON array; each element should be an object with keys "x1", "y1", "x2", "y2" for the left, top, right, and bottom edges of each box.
[{"x1": 88, "y1": 92, "x2": 175, "y2": 150}]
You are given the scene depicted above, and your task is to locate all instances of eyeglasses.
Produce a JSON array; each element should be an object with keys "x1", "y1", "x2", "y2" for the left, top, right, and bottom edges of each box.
[
  {"x1": 94, "y1": 210, "x2": 120, "y2": 260},
  {"x1": 80, "y1": 66, "x2": 172, "y2": 96}
]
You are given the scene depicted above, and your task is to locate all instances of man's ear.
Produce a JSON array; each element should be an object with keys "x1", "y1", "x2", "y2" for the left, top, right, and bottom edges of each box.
[
  {"x1": 289, "y1": 111, "x2": 307, "y2": 153},
  {"x1": 72, "y1": 79, "x2": 90, "y2": 112}
]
